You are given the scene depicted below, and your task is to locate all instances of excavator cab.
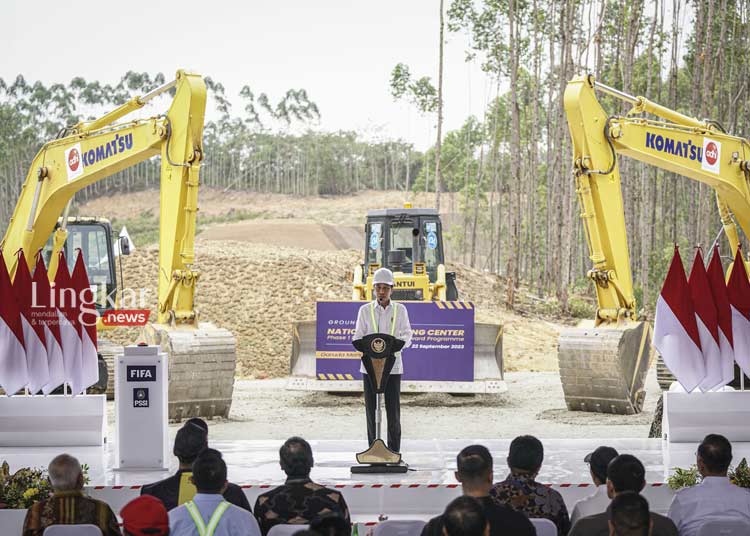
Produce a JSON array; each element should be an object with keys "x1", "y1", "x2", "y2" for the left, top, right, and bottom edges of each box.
[
  {"x1": 355, "y1": 207, "x2": 458, "y2": 302},
  {"x1": 42, "y1": 218, "x2": 122, "y2": 314}
]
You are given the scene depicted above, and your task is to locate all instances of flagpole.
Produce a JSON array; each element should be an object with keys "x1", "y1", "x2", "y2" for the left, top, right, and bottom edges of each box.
[{"x1": 707, "y1": 227, "x2": 725, "y2": 265}]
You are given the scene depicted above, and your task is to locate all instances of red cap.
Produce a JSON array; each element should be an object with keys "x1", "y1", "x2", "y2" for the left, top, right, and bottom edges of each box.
[{"x1": 121, "y1": 495, "x2": 169, "y2": 536}]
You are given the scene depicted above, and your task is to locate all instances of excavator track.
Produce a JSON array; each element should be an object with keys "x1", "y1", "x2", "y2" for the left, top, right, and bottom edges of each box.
[
  {"x1": 558, "y1": 321, "x2": 653, "y2": 414},
  {"x1": 142, "y1": 322, "x2": 236, "y2": 421}
]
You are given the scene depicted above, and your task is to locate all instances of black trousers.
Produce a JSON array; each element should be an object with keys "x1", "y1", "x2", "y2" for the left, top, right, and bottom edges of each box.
[{"x1": 363, "y1": 374, "x2": 401, "y2": 453}]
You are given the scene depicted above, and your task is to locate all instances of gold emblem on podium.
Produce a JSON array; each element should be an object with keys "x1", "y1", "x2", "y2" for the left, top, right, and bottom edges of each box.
[{"x1": 371, "y1": 337, "x2": 386, "y2": 354}]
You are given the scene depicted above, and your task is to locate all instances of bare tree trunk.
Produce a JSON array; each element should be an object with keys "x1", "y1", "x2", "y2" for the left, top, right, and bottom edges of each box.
[
  {"x1": 505, "y1": 0, "x2": 521, "y2": 308},
  {"x1": 470, "y1": 146, "x2": 485, "y2": 267},
  {"x1": 434, "y1": 0, "x2": 445, "y2": 211}
]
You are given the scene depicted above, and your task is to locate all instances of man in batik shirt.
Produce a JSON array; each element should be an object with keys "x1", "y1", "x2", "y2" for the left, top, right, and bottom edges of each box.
[
  {"x1": 253, "y1": 437, "x2": 350, "y2": 535},
  {"x1": 490, "y1": 435, "x2": 570, "y2": 536},
  {"x1": 23, "y1": 454, "x2": 120, "y2": 536}
]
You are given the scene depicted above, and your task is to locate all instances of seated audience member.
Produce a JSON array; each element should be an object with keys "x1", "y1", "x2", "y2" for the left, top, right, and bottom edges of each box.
[
  {"x1": 422, "y1": 445, "x2": 534, "y2": 536},
  {"x1": 254, "y1": 437, "x2": 350, "y2": 535},
  {"x1": 121, "y1": 495, "x2": 169, "y2": 536},
  {"x1": 569, "y1": 454, "x2": 677, "y2": 536},
  {"x1": 22, "y1": 453, "x2": 121, "y2": 536},
  {"x1": 608, "y1": 492, "x2": 651, "y2": 536},
  {"x1": 442, "y1": 496, "x2": 489, "y2": 536},
  {"x1": 141, "y1": 420, "x2": 251, "y2": 511},
  {"x1": 570, "y1": 446, "x2": 619, "y2": 525},
  {"x1": 489, "y1": 435, "x2": 570, "y2": 535},
  {"x1": 668, "y1": 434, "x2": 750, "y2": 536},
  {"x1": 309, "y1": 514, "x2": 352, "y2": 536},
  {"x1": 169, "y1": 449, "x2": 260, "y2": 535}
]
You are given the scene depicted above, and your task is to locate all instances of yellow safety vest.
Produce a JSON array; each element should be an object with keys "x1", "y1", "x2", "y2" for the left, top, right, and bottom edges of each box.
[
  {"x1": 370, "y1": 301, "x2": 398, "y2": 337},
  {"x1": 185, "y1": 499, "x2": 231, "y2": 536}
]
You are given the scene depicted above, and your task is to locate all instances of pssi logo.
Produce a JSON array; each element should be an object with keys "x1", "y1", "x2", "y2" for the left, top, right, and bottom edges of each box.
[
  {"x1": 702, "y1": 138, "x2": 721, "y2": 174},
  {"x1": 64, "y1": 143, "x2": 84, "y2": 180}
]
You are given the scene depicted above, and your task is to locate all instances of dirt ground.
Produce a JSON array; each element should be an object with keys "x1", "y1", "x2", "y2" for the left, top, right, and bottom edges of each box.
[
  {"x1": 195, "y1": 369, "x2": 660, "y2": 441},
  {"x1": 199, "y1": 219, "x2": 361, "y2": 251}
]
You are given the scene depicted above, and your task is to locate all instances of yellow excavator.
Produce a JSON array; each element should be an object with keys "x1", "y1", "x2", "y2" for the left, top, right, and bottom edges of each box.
[
  {"x1": 561, "y1": 74, "x2": 750, "y2": 414},
  {"x1": 1, "y1": 70, "x2": 236, "y2": 420}
]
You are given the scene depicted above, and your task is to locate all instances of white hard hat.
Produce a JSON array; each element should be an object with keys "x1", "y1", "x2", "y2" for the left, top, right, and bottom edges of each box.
[{"x1": 373, "y1": 267, "x2": 395, "y2": 286}]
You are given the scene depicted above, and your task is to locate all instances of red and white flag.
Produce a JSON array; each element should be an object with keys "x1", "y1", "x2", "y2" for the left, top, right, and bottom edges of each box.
[
  {"x1": 54, "y1": 251, "x2": 83, "y2": 394},
  {"x1": 653, "y1": 245, "x2": 706, "y2": 392},
  {"x1": 0, "y1": 250, "x2": 28, "y2": 395},
  {"x1": 706, "y1": 246, "x2": 735, "y2": 387},
  {"x1": 32, "y1": 252, "x2": 66, "y2": 394},
  {"x1": 727, "y1": 246, "x2": 750, "y2": 378},
  {"x1": 71, "y1": 250, "x2": 98, "y2": 391},
  {"x1": 687, "y1": 249, "x2": 722, "y2": 391},
  {"x1": 12, "y1": 250, "x2": 49, "y2": 394}
]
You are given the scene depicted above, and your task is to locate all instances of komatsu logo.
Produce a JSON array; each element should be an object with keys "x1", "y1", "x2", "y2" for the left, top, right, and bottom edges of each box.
[
  {"x1": 395, "y1": 280, "x2": 416, "y2": 288},
  {"x1": 82, "y1": 133, "x2": 133, "y2": 167},
  {"x1": 645, "y1": 132, "x2": 703, "y2": 162},
  {"x1": 64, "y1": 134, "x2": 134, "y2": 181},
  {"x1": 645, "y1": 132, "x2": 722, "y2": 174}
]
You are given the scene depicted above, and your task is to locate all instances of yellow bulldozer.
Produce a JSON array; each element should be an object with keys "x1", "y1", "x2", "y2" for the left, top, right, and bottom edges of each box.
[
  {"x1": 289, "y1": 205, "x2": 505, "y2": 393},
  {"x1": 1, "y1": 70, "x2": 236, "y2": 420},
  {"x1": 561, "y1": 74, "x2": 750, "y2": 413}
]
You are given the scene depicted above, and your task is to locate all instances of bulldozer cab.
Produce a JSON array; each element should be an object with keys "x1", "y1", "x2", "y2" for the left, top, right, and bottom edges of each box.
[
  {"x1": 42, "y1": 218, "x2": 120, "y2": 314},
  {"x1": 361, "y1": 208, "x2": 450, "y2": 301}
]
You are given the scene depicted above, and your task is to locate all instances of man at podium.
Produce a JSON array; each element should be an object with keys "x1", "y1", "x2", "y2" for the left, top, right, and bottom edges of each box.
[{"x1": 353, "y1": 267, "x2": 412, "y2": 453}]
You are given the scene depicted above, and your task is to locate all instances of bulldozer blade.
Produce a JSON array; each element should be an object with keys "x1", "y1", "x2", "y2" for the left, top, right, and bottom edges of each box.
[
  {"x1": 558, "y1": 321, "x2": 653, "y2": 415},
  {"x1": 290, "y1": 320, "x2": 317, "y2": 378},
  {"x1": 475, "y1": 322, "x2": 504, "y2": 383},
  {"x1": 289, "y1": 320, "x2": 504, "y2": 393},
  {"x1": 142, "y1": 322, "x2": 236, "y2": 421}
]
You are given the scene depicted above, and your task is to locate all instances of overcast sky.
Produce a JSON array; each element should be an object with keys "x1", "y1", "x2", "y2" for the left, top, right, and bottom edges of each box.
[{"x1": 3, "y1": 1, "x2": 493, "y2": 151}]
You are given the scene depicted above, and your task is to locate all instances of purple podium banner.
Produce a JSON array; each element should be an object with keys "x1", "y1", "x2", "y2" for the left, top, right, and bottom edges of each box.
[{"x1": 315, "y1": 301, "x2": 475, "y2": 382}]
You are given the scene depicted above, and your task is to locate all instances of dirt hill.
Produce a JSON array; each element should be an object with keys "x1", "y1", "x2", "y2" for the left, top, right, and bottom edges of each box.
[{"x1": 81, "y1": 189, "x2": 570, "y2": 378}]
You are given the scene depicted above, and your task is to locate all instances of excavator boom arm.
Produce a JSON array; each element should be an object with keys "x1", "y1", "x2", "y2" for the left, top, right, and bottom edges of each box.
[
  {"x1": 564, "y1": 74, "x2": 750, "y2": 323},
  {"x1": 1, "y1": 70, "x2": 207, "y2": 325}
]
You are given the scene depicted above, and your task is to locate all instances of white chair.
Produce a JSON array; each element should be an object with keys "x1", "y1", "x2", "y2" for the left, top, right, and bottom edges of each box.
[
  {"x1": 529, "y1": 517, "x2": 557, "y2": 536},
  {"x1": 697, "y1": 519, "x2": 750, "y2": 535},
  {"x1": 373, "y1": 520, "x2": 427, "y2": 536},
  {"x1": 267, "y1": 524, "x2": 310, "y2": 536},
  {"x1": 43, "y1": 525, "x2": 102, "y2": 536}
]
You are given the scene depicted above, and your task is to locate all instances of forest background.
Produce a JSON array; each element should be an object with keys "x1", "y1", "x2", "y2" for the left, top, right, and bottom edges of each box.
[{"x1": 1, "y1": 0, "x2": 747, "y2": 316}]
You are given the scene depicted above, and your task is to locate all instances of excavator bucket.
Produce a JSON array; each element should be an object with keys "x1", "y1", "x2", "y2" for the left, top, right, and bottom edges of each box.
[
  {"x1": 142, "y1": 322, "x2": 236, "y2": 421},
  {"x1": 558, "y1": 321, "x2": 653, "y2": 414},
  {"x1": 289, "y1": 319, "x2": 504, "y2": 393}
]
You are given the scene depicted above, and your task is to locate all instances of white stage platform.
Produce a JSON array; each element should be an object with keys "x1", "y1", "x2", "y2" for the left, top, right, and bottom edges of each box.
[{"x1": 3, "y1": 438, "x2": 747, "y2": 522}]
